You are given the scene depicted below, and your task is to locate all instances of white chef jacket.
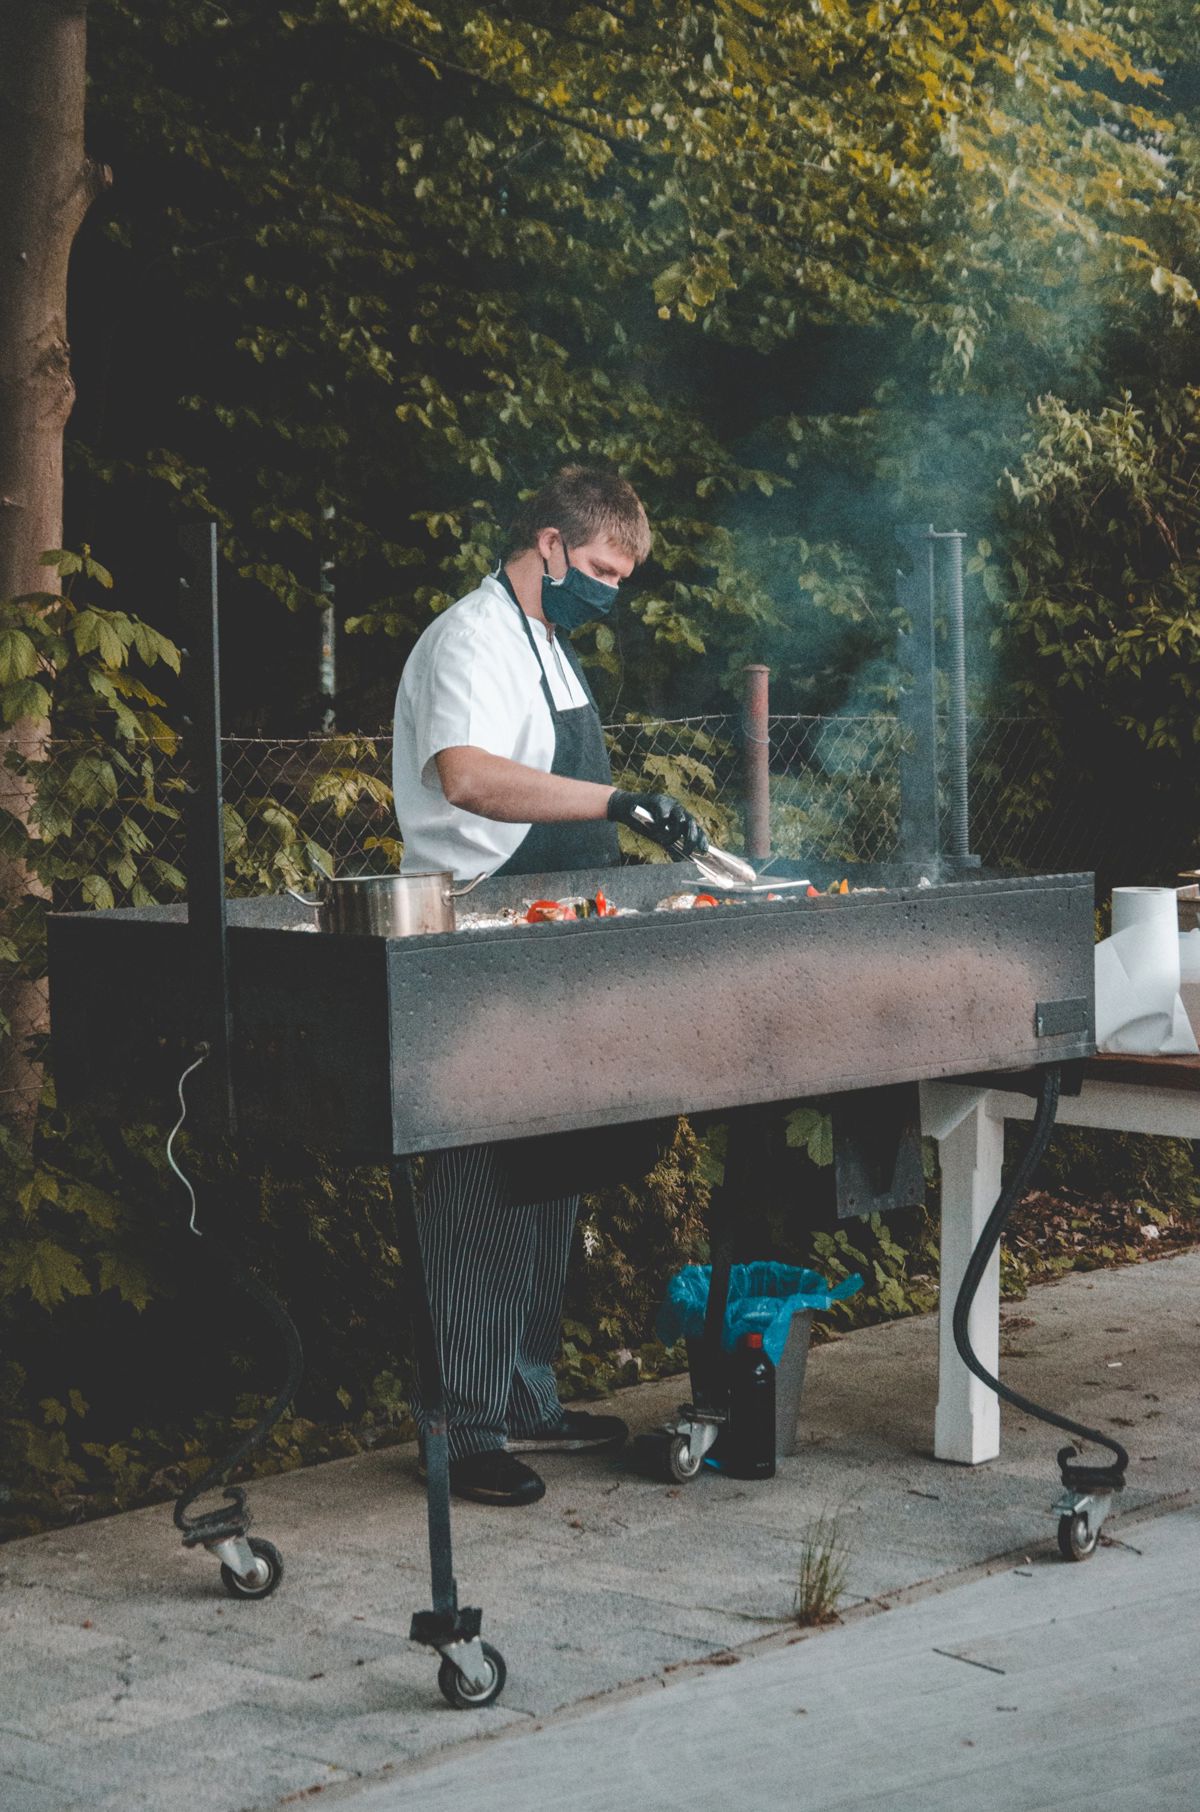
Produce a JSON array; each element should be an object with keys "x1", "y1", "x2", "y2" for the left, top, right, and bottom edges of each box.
[{"x1": 392, "y1": 573, "x2": 592, "y2": 878}]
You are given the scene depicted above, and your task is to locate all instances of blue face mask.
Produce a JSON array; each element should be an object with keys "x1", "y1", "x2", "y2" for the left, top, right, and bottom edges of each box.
[{"x1": 541, "y1": 546, "x2": 619, "y2": 631}]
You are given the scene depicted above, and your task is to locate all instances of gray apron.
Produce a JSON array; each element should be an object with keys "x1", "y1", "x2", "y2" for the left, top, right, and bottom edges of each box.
[
  {"x1": 492, "y1": 579, "x2": 618, "y2": 876},
  {"x1": 489, "y1": 580, "x2": 670, "y2": 1196}
]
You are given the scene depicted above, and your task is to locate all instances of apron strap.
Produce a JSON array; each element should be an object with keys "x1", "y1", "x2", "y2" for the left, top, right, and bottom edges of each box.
[{"x1": 496, "y1": 570, "x2": 597, "y2": 713}]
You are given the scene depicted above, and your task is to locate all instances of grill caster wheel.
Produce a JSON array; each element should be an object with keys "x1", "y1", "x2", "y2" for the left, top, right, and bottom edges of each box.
[
  {"x1": 668, "y1": 1434, "x2": 704, "y2": 1482},
  {"x1": 1057, "y1": 1513, "x2": 1099, "y2": 1562},
  {"x1": 631, "y1": 1431, "x2": 695, "y2": 1482},
  {"x1": 220, "y1": 1537, "x2": 283, "y2": 1599},
  {"x1": 437, "y1": 1641, "x2": 506, "y2": 1710},
  {"x1": 631, "y1": 1427, "x2": 716, "y2": 1483}
]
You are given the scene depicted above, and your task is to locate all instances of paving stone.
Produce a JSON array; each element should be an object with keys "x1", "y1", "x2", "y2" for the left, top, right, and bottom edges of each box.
[
  {"x1": 250, "y1": 1698, "x2": 527, "y2": 1776},
  {"x1": 0, "y1": 1772, "x2": 74, "y2": 1812},
  {"x1": 0, "y1": 1731, "x2": 130, "y2": 1798},
  {"x1": 78, "y1": 1748, "x2": 347, "y2": 1812},
  {"x1": 9, "y1": 1654, "x2": 286, "y2": 1747}
]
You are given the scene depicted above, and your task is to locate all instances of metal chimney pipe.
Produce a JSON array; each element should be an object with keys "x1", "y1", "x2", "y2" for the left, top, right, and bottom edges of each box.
[
  {"x1": 930, "y1": 528, "x2": 977, "y2": 869},
  {"x1": 895, "y1": 526, "x2": 939, "y2": 866}
]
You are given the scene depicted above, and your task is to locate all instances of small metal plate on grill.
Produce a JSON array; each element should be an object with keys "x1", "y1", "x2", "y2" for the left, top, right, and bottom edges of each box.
[{"x1": 1035, "y1": 997, "x2": 1090, "y2": 1038}]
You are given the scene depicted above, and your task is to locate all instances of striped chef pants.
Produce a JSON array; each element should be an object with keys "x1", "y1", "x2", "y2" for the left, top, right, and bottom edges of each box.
[{"x1": 412, "y1": 1143, "x2": 579, "y2": 1460}]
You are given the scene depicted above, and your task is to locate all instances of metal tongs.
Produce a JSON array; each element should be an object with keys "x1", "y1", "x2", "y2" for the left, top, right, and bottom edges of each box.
[
  {"x1": 691, "y1": 843, "x2": 757, "y2": 888},
  {"x1": 692, "y1": 844, "x2": 812, "y2": 892},
  {"x1": 631, "y1": 803, "x2": 809, "y2": 893}
]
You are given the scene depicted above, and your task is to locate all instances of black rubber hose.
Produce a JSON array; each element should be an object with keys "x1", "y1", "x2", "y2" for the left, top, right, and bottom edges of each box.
[
  {"x1": 951, "y1": 1064, "x2": 1129, "y2": 1493},
  {"x1": 174, "y1": 1266, "x2": 304, "y2": 1539}
]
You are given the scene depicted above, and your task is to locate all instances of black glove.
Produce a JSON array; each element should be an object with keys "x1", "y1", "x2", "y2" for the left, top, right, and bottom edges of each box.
[{"x1": 607, "y1": 789, "x2": 709, "y2": 858}]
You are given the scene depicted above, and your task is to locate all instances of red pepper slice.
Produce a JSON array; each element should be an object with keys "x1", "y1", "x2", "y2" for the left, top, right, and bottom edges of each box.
[
  {"x1": 693, "y1": 892, "x2": 719, "y2": 907},
  {"x1": 525, "y1": 899, "x2": 564, "y2": 923},
  {"x1": 594, "y1": 888, "x2": 617, "y2": 917}
]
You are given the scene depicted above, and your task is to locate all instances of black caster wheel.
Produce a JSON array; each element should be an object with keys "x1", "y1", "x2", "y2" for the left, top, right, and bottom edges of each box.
[
  {"x1": 630, "y1": 1430, "x2": 707, "y2": 1483},
  {"x1": 1057, "y1": 1513, "x2": 1099, "y2": 1562},
  {"x1": 668, "y1": 1433, "x2": 705, "y2": 1482},
  {"x1": 437, "y1": 1641, "x2": 507, "y2": 1710},
  {"x1": 220, "y1": 1536, "x2": 284, "y2": 1599}
]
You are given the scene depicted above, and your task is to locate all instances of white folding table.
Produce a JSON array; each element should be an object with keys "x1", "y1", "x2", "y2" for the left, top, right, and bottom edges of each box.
[{"x1": 922, "y1": 1055, "x2": 1200, "y2": 1464}]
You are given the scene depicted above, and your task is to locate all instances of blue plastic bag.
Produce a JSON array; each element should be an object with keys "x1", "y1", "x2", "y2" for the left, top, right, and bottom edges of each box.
[{"x1": 655, "y1": 1262, "x2": 863, "y2": 1369}]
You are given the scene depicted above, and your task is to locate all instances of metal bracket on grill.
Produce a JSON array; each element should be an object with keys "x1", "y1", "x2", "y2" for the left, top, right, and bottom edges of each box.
[
  {"x1": 832, "y1": 1082, "x2": 925, "y2": 1220},
  {"x1": 1035, "y1": 997, "x2": 1091, "y2": 1038},
  {"x1": 410, "y1": 1606, "x2": 483, "y2": 1647}
]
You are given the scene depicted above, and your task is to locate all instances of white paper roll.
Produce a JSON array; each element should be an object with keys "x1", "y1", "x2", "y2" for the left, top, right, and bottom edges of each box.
[
  {"x1": 1097, "y1": 886, "x2": 1197, "y2": 1055},
  {"x1": 1112, "y1": 884, "x2": 1179, "y2": 936},
  {"x1": 1111, "y1": 886, "x2": 1180, "y2": 999}
]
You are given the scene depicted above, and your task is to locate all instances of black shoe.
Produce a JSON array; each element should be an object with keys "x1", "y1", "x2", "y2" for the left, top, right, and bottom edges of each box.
[
  {"x1": 506, "y1": 1410, "x2": 629, "y2": 1454},
  {"x1": 420, "y1": 1446, "x2": 546, "y2": 1507}
]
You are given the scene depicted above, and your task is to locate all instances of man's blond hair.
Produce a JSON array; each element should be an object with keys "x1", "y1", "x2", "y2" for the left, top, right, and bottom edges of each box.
[{"x1": 506, "y1": 465, "x2": 652, "y2": 564}]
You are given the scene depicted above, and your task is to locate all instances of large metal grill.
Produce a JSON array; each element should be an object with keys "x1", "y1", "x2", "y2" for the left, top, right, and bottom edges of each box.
[{"x1": 48, "y1": 860, "x2": 1094, "y2": 1154}]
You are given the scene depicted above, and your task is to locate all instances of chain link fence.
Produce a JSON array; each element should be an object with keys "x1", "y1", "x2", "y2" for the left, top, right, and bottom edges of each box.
[
  {"x1": 1, "y1": 710, "x2": 1188, "y2": 1117},
  {"x1": 171, "y1": 713, "x2": 1095, "y2": 879}
]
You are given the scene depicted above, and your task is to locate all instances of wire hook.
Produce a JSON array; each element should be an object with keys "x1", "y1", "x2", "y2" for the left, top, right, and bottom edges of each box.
[{"x1": 167, "y1": 1047, "x2": 210, "y2": 1237}]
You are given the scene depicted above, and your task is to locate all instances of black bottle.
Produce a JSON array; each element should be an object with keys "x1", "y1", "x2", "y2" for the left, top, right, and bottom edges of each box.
[{"x1": 723, "y1": 1331, "x2": 776, "y2": 1479}]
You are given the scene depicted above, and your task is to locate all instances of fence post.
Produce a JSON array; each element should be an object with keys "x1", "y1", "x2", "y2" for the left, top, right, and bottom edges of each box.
[
  {"x1": 742, "y1": 663, "x2": 771, "y2": 860},
  {"x1": 318, "y1": 499, "x2": 336, "y2": 733}
]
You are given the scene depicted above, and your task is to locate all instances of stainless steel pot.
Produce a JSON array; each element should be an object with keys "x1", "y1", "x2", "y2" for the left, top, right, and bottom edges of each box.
[{"x1": 286, "y1": 870, "x2": 487, "y2": 937}]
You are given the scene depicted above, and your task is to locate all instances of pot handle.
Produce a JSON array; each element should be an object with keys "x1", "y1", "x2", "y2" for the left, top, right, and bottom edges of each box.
[
  {"x1": 445, "y1": 871, "x2": 490, "y2": 901},
  {"x1": 285, "y1": 887, "x2": 321, "y2": 910}
]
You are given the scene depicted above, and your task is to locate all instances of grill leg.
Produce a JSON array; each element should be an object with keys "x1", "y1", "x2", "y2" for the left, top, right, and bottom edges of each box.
[
  {"x1": 694, "y1": 1107, "x2": 774, "y2": 1410},
  {"x1": 389, "y1": 1159, "x2": 490, "y2": 1679},
  {"x1": 932, "y1": 1100, "x2": 1003, "y2": 1464},
  {"x1": 695, "y1": 1178, "x2": 734, "y2": 1413},
  {"x1": 640, "y1": 1107, "x2": 777, "y2": 1482}
]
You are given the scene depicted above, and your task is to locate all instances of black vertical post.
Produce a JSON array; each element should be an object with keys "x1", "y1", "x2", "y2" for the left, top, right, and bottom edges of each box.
[
  {"x1": 895, "y1": 524, "x2": 939, "y2": 869},
  {"x1": 180, "y1": 522, "x2": 236, "y2": 1137},
  {"x1": 693, "y1": 1105, "x2": 774, "y2": 1412},
  {"x1": 390, "y1": 1159, "x2": 461, "y2": 1628}
]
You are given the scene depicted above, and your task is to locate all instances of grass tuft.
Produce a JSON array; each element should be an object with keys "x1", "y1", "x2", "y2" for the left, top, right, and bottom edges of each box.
[{"x1": 794, "y1": 1513, "x2": 849, "y2": 1627}]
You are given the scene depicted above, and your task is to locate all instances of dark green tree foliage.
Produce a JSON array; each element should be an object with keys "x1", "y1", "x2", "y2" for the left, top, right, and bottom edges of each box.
[
  {"x1": 72, "y1": 1, "x2": 1198, "y2": 726},
  {"x1": 985, "y1": 386, "x2": 1200, "y2": 879}
]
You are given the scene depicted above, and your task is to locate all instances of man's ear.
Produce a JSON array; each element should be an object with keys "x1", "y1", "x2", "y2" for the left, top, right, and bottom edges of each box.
[{"x1": 535, "y1": 526, "x2": 562, "y2": 566}]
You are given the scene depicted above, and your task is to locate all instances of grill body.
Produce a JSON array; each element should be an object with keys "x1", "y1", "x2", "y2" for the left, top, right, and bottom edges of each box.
[{"x1": 49, "y1": 864, "x2": 1095, "y2": 1155}]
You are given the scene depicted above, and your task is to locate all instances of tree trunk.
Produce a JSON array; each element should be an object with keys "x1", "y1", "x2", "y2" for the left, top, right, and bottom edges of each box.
[{"x1": 0, "y1": 2, "x2": 109, "y2": 1124}]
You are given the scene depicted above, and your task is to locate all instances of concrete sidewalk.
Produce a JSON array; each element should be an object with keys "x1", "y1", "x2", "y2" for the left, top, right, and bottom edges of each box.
[
  {"x1": 343, "y1": 1500, "x2": 1200, "y2": 1812},
  {"x1": 1, "y1": 1250, "x2": 1197, "y2": 1812}
]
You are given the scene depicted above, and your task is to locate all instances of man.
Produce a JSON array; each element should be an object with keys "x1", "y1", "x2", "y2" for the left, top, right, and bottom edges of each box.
[{"x1": 392, "y1": 465, "x2": 708, "y2": 1505}]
